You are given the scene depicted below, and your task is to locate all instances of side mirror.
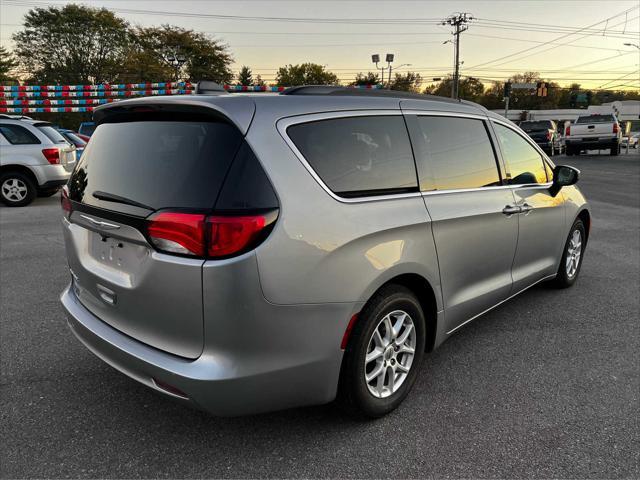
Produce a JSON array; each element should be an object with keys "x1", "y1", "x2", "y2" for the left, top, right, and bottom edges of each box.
[{"x1": 549, "y1": 165, "x2": 580, "y2": 197}]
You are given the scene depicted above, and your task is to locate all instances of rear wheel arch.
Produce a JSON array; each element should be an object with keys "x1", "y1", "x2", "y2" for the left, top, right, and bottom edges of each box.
[
  {"x1": 356, "y1": 273, "x2": 438, "y2": 352},
  {"x1": 0, "y1": 164, "x2": 39, "y2": 187}
]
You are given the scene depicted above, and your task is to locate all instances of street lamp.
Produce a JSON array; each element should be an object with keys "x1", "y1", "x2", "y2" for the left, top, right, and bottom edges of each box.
[
  {"x1": 623, "y1": 42, "x2": 639, "y2": 49},
  {"x1": 162, "y1": 49, "x2": 187, "y2": 81},
  {"x1": 385, "y1": 54, "x2": 394, "y2": 89},
  {"x1": 371, "y1": 54, "x2": 384, "y2": 86}
]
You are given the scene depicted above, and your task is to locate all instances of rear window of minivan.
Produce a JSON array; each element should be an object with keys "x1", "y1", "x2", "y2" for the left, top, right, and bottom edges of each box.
[
  {"x1": 287, "y1": 115, "x2": 418, "y2": 198},
  {"x1": 68, "y1": 120, "x2": 244, "y2": 215}
]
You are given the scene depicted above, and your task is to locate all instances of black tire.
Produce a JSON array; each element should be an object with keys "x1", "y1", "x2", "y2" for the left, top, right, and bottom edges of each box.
[
  {"x1": 0, "y1": 171, "x2": 36, "y2": 207},
  {"x1": 337, "y1": 285, "x2": 426, "y2": 418},
  {"x1": 551, "y1": 219, "x2": 586, "y2": 289},
  {"x1": 566, "y1": 147, "x2": 574, "y2": 156},
  {"x1": 609, "y1": 143, "x2": 620, "y2": 156},
  {"x1": 37, "y1": 188, "x2": 60, "y2": 198}
]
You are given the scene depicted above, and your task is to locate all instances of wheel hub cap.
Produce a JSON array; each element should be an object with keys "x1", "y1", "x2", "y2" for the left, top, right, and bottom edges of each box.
[
  {"x1": 364, "y1": 310, "x2": 417, "y2": 399},
  {"x1": 1, "y1": 178, "x2": 28, "y2": 202}
]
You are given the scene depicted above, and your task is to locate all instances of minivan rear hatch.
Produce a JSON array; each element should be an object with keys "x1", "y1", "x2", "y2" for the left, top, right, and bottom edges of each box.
[{"x1": 62, "y1": 107, "x2": 246, "y2": 358}]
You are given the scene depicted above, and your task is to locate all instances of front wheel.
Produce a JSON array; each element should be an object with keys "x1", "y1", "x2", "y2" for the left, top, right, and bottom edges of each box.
[
  {"x1": 552, "y1": 219, "x2": 586, "y2": 289},
  {"x1": 337, "y1": 285, "x2": 426, "y2": 418}
]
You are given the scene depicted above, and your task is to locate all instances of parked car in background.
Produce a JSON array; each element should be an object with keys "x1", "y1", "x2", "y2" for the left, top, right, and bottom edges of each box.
[
  {"x1": 621, "y1": 132, "x2": 639, "y2": 149},
  {"x1": 78, "y1": 121, "x2": 96, "y2": 138},
  {"x1": 565, "y1": 114, "x2": 622, "y2": 156},
  {"x1": 0, "y1": 118, "x2": 76, "y2": 206},
  {"x1": 60, "y1": 86, "x2": 591, "y2": 418},
  {"x1": 519, "y1": 120, "x2": 563, "y2": 156},
  {"x1": 57, "y1": 129, "x2": 87, "y2": 160}
]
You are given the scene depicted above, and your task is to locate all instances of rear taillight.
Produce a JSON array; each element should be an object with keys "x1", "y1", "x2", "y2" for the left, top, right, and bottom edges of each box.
[
  {"x1": 60, "y1": 185, "x2": 72, "y2": 218},
  {"x1": 546, "y1": 131, "x2": 552, "y2": 141},
  {"x1": 208, "y1": 215, "x2": 267, "y2": 258},
  {"x1": 613, "y1": 123, "x2": 619, "y2": 134},
  {"x1": 42, "y1": 148, "x2": 60, "y2": 164},
  {"x1": 147, "y1": 212, "x2": 273, "y2": 259},
  {"x1": 565, "y1": 125, "x2": 571, "y2": 136},
  {"x1": 147, "y1": 212, "x2": 207, "y2": 256}
]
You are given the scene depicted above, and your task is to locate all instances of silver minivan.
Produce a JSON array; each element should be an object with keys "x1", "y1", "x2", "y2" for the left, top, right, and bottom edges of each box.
[{"x1": 60, "y1": 86, "x2": 590, "y2": 417}]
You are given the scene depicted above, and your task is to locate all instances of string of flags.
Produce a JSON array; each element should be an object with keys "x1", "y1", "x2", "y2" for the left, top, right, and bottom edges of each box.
[{"x1": 0, "y1": 82, "x2": 382, "y2": 113}]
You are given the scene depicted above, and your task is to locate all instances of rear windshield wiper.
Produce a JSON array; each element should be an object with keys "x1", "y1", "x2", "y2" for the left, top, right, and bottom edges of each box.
[{"x1": 92, "y1": 191, "x2": 154, "y2": 211}]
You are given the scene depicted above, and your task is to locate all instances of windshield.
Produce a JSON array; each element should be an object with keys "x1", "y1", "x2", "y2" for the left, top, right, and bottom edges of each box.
[
  {"x1": 520, "y1": 121, "x2": 551, "y2": 131},
  {"x1": 62, "y1": 131, "x2": 87, "y2": 147},
  {"x1": 576, "y1": 115, "x2": 616, "y2": 124},
  {"x1": 79, "y1": 123, "x2": 96, "y2": 136}
]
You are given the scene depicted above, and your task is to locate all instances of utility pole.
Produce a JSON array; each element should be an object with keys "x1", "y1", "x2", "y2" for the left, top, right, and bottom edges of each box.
[{"x1": 442, "y1": 13, "x2": 473, "y2": 99}]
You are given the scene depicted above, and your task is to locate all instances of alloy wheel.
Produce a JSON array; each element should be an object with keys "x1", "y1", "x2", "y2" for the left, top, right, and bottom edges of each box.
[
  {"x1": 1, "y1": 178, "x2": 28, "y2": 202},
  {"x1": 565, "y1": 229, "x2": 582, "y2": 278},
  {"x1": 364, "y1": 310, "x2": 417, "y2": 398}
]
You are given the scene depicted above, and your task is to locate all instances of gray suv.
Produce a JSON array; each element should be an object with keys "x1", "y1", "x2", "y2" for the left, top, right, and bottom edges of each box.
[{"x1": 60, "y1": 86, "x2": 590, "y2": 417}]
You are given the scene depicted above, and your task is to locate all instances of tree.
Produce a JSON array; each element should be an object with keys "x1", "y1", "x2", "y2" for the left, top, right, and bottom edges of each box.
[
  {"x1": 390, "y1": 72, "x2": 422, "y2": 92},
  {"x1": 12, "y1": 4, "x2": 130, "y2": 84},
  {"x1": 123, "y1": 25, "x2": 233, "y2": 84},
  {"x1": 237, "y1": 66, "x2": 254, "y2": 86},
  {"x1": 254, "y1": 74, "x2": 266, "y2": 87},
  {"x1": 424, "y1": 76, "x2": 485, "y2": 101},
  {"x1": 275, "y1": 63, "x2": 339, "y2": 86},
  {"x1": 0, "y1": 46, "x2": 18, "y2": 83},
  {"x1": 351, "y1": 71, "x2": 380, "y2": 86}
]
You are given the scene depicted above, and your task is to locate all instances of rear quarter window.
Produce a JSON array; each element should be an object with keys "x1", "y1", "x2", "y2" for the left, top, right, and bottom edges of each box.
[
  {"x1": 286, "y1": 115, "x2": 418, "y2": 198},
  {"x1": 36, "y1": 125, "x2": 68, "y2": 144}
]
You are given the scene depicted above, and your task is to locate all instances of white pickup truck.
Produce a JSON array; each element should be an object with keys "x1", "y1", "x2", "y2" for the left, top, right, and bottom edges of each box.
[{"x1": 565, "y1": 113, "x2": 622, "y2": 156}]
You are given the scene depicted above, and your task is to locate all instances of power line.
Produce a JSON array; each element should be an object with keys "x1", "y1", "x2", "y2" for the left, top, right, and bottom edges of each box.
[
  {"x1": 598, "y1": 71, "x2": 640, "y2": 89},
  {"x1": 466, "y1": 6, "x2": 639, "y2": 70}
]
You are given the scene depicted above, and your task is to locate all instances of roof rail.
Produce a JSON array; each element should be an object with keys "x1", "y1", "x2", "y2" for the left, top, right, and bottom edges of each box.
[
  {"x1": 195, "y1": 81, "x2": 229, "y2": 95},
  {"x1": 280, "y1": 85, "x2": 462, "y2": 103}
]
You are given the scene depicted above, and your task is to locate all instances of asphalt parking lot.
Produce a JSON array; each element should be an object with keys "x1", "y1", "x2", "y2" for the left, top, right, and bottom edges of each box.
[{"x1": 1, "y1": 150, "x2": 638, "y2": 479}]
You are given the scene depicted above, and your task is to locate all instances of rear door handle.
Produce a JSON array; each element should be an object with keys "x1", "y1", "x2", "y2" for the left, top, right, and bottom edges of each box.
[
  {"x1": 502, "y1": 205, "x2": 521, "y2": 215},
  {"x1": 520, "y1": 203, "x2": 534, "y2": 214}
]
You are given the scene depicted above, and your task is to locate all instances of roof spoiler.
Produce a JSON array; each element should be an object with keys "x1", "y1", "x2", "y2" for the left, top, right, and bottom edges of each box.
[{"x1": 195, "y1": 81, "x2": 229, "y2": 95}]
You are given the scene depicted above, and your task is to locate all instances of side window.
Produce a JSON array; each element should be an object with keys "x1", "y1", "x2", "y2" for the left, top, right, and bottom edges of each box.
[
  {"x1": 413, "y1": 116, "x2": 501, "y2": 191},
  {"x1": 287, "y1": 115, "x2": 418, "y2": 198},
  {"x1": 0, "y1": 124, "x2": 40, "y2": 145},
  {"x1": 494, "y1": 123, "x2": 548, "y2": 184}
]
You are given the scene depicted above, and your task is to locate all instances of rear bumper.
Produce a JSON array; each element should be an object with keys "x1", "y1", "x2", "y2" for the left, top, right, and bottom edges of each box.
[
  {"x1": 566, "y1": 137, "x2": 618, "y2": 149},
  {"x1": 30, "y1": 164, "x2": 72, "y2": 187},
  {"x1": 61, "y1": 284, "x2": 357, "y2": 416}
]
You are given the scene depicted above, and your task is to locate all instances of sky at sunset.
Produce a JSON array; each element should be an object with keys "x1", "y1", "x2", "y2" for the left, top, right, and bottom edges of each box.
[{"x1": 1, "y1": 0, "x2": 639, "y2": 89}]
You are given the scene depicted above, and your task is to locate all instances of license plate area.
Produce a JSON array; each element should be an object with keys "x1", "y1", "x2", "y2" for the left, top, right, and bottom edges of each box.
[{"x1": 88, "y1": 232, "x2": 147, "y2": 271}]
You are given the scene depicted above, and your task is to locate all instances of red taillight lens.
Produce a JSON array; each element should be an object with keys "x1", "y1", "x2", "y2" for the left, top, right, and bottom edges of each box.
[
  {"x1": 208, "y1": 215, "x2": 267, "y2": 258},
  {"x1": 613, "y1": 123, "x2": 619, "y2": 134},
  {"x1": 147, "y1": 212, "x2": 206, "y2": 256},
  {"x1": 565, "y1": 126, "x2": 571, "y2": 136},
  {"x1": 147, "y1": 212, "x2": 271, "y2": 258},
  {"x1": 42, "y1": 147, "x2": 60, "y2": 164},
  {"x1": 61, "y1": 185, "x2": 72, "y2": 218}
]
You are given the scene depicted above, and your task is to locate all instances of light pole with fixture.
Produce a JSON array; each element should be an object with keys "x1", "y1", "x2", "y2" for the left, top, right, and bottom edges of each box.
[
  {"x1": 162, "y1": 49, "x2": 187, "y2": 81},
  {"x1": 372, "y1": 54, "x2": 384, "y2": 86}
]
